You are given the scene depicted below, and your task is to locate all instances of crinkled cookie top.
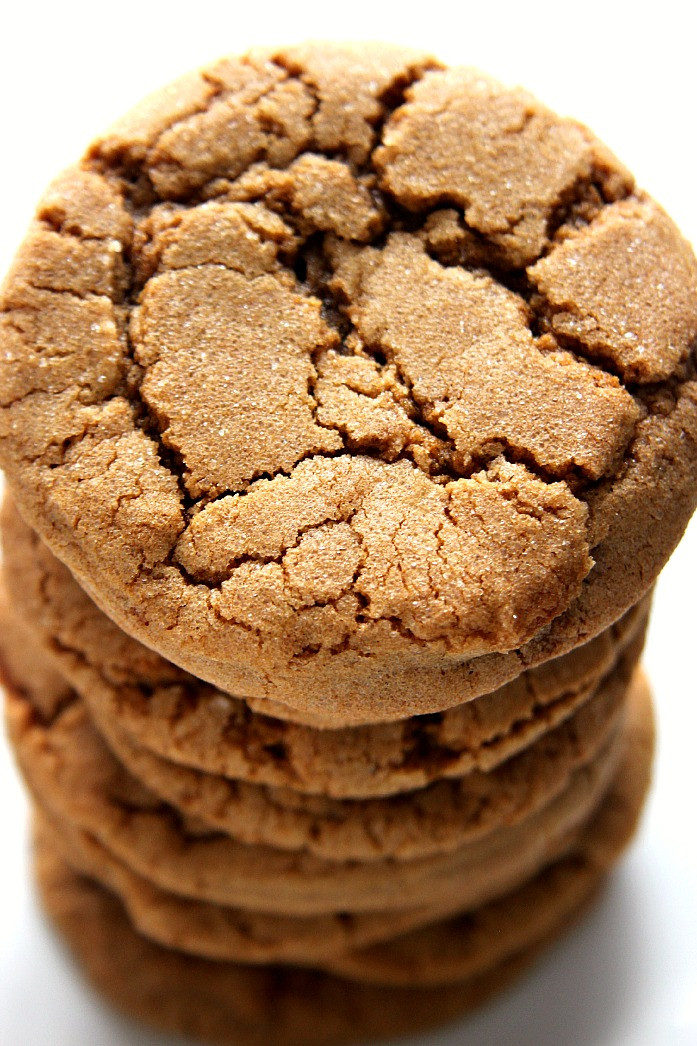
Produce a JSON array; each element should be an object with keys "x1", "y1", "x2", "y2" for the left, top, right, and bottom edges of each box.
[{"x1": 1, "y1": 43, "x2": 696, "y2": 702}]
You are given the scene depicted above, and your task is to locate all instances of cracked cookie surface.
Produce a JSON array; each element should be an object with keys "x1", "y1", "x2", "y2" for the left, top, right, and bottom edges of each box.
[{"x1": 1, "y1": 43, "x2": 696, "y2": 719}]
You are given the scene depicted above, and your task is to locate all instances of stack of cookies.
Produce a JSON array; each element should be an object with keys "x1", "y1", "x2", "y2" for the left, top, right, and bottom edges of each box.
[{"x1": 0, "y1": 42, "x2": 696, "y2": 1046}]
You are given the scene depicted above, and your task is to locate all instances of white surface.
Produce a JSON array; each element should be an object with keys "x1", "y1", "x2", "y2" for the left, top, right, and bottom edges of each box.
[{"x1": 0, "y1": 2, "x2": 696, "y2": 1043}]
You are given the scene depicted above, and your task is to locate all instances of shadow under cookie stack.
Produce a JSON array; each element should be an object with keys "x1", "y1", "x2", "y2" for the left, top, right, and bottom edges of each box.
[{"x1": 1, "y1": 42, "x2": 696, "y2": 1046}]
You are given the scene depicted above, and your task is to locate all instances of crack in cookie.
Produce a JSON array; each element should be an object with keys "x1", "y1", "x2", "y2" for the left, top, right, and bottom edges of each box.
[{"x1": 1, "y1": 44, "x2": 696, "y2": 716}]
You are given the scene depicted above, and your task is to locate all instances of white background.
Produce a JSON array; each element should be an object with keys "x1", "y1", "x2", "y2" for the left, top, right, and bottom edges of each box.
[{"x1": 0, "y1": 2, "x2": 696, "y2": 1044}]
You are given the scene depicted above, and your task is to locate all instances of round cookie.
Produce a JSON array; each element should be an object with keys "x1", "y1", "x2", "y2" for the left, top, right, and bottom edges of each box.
[
  {"x1": 34, "y1": 806, "x2": 459, "y2": 964},
  {"x1": 4, "y1": 670, "x2": 623, "y2": 916},
  {"x1": 329, "y1": 669, "x2": 654, "y2": 985},
  {"x1": 60, "y1": 652, "x2": 638, "y2": 862},
  {"x1": 1, "y1": 497, "x2": 650, "y2": 797},
  {"x1": 34, "y1": 847, "x2": 570, "y2": 1046},
  {"x1": 0, "y1": 571, "x2": 637, "y2": 861},
  {"x1": 0, "y1": 44, "x2": 695, "y2": 723},
  {"x1": 32, "y1": 809, "x2": 603, "y2": 981},
  {"x1": 33, "y1": 669, "x2": 654, "y2": 977}
]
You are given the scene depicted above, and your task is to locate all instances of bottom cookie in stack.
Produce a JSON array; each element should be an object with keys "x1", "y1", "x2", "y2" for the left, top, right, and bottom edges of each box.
[
  {"x1": 32, "y1": 836, "x2": 586, "y2": 1046},
  {"x1": 31, "y1": 671, "x2": 652, "y2": 1045}
]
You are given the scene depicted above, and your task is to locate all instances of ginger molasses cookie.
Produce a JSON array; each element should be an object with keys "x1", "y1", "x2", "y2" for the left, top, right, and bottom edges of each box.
[
  {"x1": 33, "y1": 847, "x2": 564, "y2": 1046},
  {"x1": 31, "y1": 672, "x2": 653, "y2": 1044},
  {"x1": 4, "y1": 664, "x2": 623, "y2": 915},
  {"x1": 0, "y1": 581, "x2": 635, "y2": 862},
  {"x1": 87, "y1": 655, "x2": 635, "y2": 861},
  {"x1": 34, "y1": 806, "x2": 457, "y2": 965},
  {"x1": 1, "y1": 44, "x2": 695, "y2": 721},
  {"x1": 33, "y1": 669, "x2": 654, "y2": 976},
  {"x1": 2, "y1": 496, "x2": 650, "y2": 796}
]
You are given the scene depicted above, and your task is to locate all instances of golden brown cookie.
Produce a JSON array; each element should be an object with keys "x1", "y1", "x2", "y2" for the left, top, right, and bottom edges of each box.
[
  {"x1": 33, "y1": 805, "x2": 458, "y2": 964},
  {"x1": 1, "y1": 497, "x2": 650, "y2": 799},
  {"x1": 33, "y1": 668, "x2": 653, "y2": 977},
  {"x1": 1, "y1": 583, "x2": 625, "y2": 918},
  {"x1": 0, "y1": 576, "x2": 635, "y2": 862},
  {"x1": 31, "y1": 671, "x2": 653, "y2": 1043},
  {"x1": 328, "y1": 669, "x2": 654, "y2": 984},
  {"x1": 33, "y1": 845, "x2": 565, "y2": 1046},
  {"x1": 1, "y1": 44, "x2": 695, "y2": 723},
  {"x1": 64, "y1": 650, "x2": 638, "y2": 861},
  {"x1": 5, "y1": 675, "x2": 624, "y2": 915}
]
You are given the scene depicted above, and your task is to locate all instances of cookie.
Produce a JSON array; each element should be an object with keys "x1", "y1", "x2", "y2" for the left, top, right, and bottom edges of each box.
[
  {"x1": 329, "y1": 668, "x2": 654, "y2": 985},
  {"x1": 5, "y1": 670, "x2": 624, "y2": 915},
  {"x1": 0, "y1": 561, "x2": 639, "y2": 862},
  {"x1": 33, "y1": 669, "x2": 653, "y2": 977},
  {"x1": 34, "y1": 845, "x2": 566, "y2": 1046},
  {"x1": 33, "y1": 805, "x2": 457, "y2": 964},
  {"x1": 0, "y1": 572, "x2": 73, "y2": 724},
  {"x1": 1, "y1": 44, "x2": 695, "y2": 723},
  {"x1": 1, "y1": 497, "x2": 650, "y2": 797},
  {"x1": 32, "y1": 805, "x2": 602, "y2": 980},
  {"x1": 61, "y1": 649, "x2": 638, "y2": 862}
]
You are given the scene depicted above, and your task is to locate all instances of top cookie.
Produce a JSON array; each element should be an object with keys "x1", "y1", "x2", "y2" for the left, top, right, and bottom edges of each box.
[{"x1": 1, "y1": 42, "x2": 696, "y2": 720}]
